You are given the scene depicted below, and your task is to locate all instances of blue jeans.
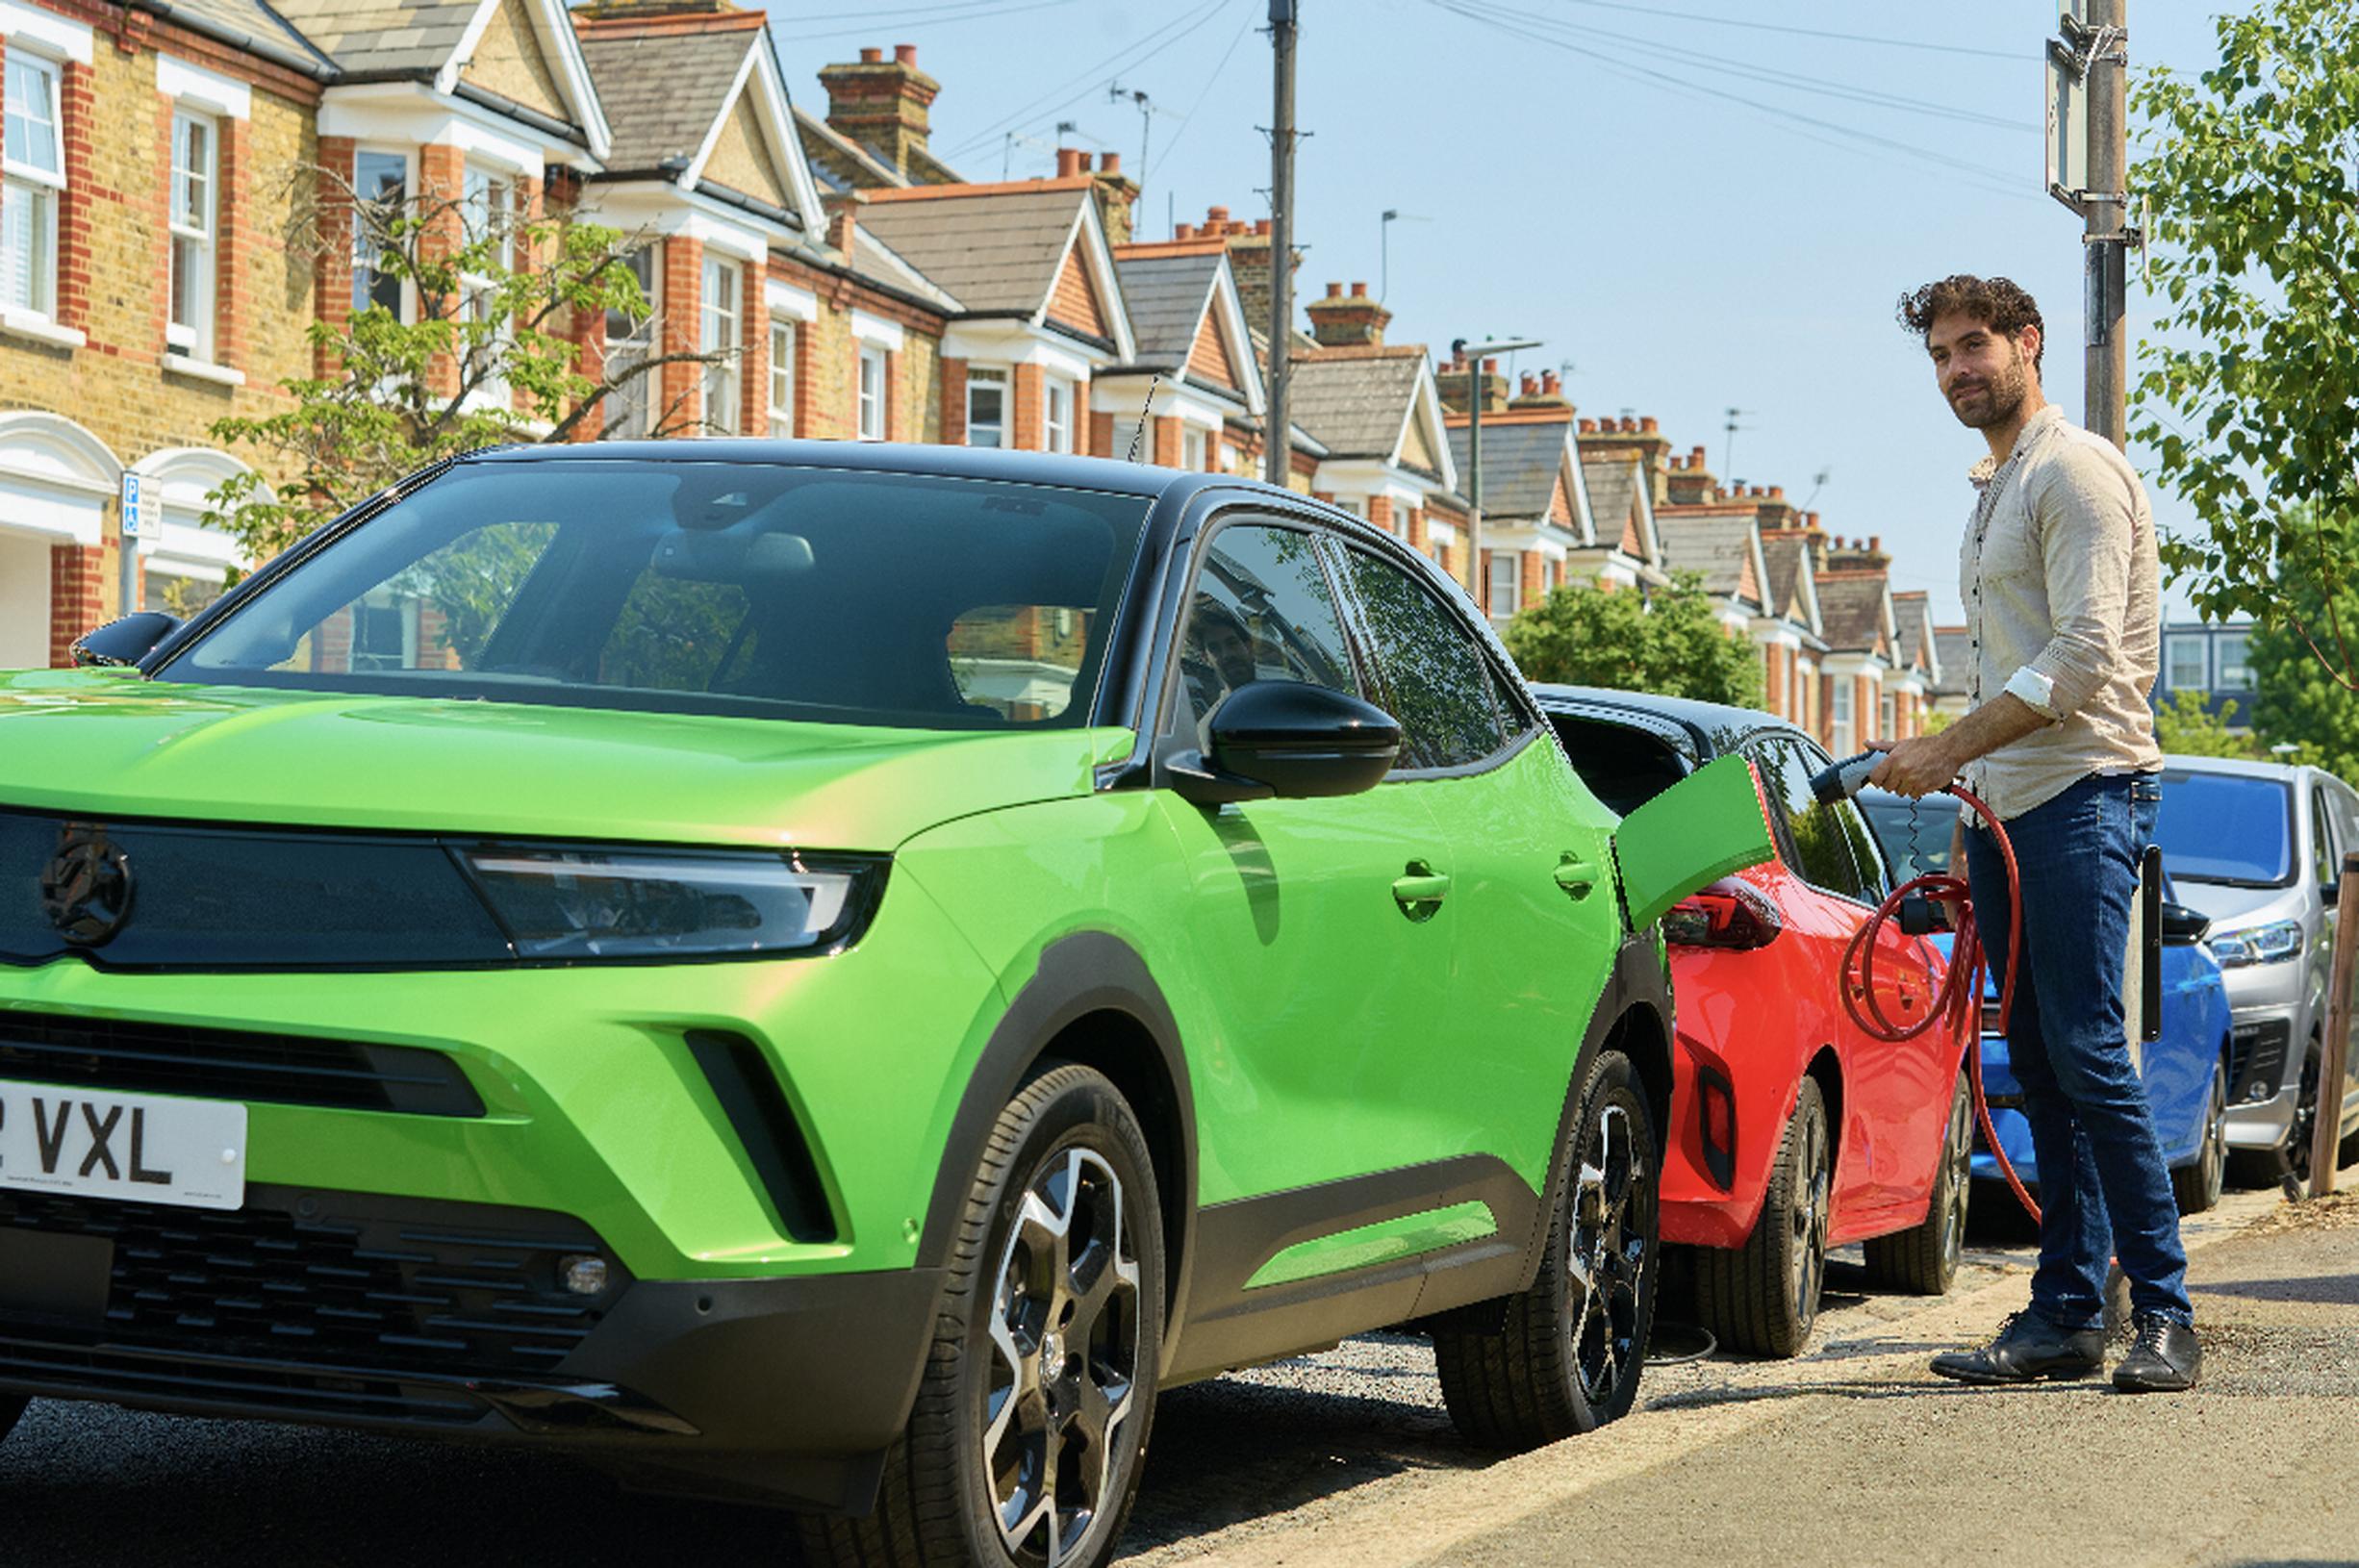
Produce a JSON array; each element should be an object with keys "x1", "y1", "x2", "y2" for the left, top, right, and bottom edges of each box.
[{"x1": 1964, "y1": 772, "x2": 2194, "y2": 1328}]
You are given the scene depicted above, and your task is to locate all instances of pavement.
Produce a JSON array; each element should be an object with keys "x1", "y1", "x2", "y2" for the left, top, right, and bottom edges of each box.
[
  {"x1": 1, "y1": 1172, "x2": 2351, "y2": 1567},
  {"x1": 1119, "y1": 1175, "x2": 2359, "y2": 1568}
]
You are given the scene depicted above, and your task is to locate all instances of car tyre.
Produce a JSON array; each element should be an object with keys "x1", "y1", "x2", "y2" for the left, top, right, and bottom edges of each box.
[
  {"x1": 1863, "y1": 1065, "x2": 1971, "y2": 1294},
  {"x1": 2171, "y1": 1056, "x2": 2228, "y2": 1214},
  {"x1": 1693, "y1": 1076, "x2": 1830, "y2": 1358},
  {"x1": 798, "y1": 1064, "x2": 1163, "y2": 1568},
  {"x1": 1434, "y1": 1048, "x2": 1659, "y2": 1447}
]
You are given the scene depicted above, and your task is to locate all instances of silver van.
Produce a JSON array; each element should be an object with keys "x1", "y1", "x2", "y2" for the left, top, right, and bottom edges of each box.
[{"x1": 2156, "y1": 755, "x2": 2359, "y2": 1185}]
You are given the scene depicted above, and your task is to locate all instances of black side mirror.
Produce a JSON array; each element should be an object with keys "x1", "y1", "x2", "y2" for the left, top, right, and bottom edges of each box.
[
  {"x1": 2158, "y1": 900, "x2": 2212, "y2": 946},
  {"x1": 1168, "y1": 680, "x2": 1402, "y2": 806},
  {"x1": 69, "y1": 612, "x2": 182, "y2": 670}
]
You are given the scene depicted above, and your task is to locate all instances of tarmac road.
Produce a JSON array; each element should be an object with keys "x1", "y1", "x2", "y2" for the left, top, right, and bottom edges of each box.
[{"x1": 1, "y1": 1175, "x2": 2350, "y2": 1568}]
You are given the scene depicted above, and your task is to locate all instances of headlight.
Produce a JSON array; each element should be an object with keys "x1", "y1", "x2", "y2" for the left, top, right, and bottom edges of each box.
[
  {"x1": 2207, "y1": 918, "x2": 2304, "y2": 969},
  {"x1": 459, "y1": 846, "x2": 887, "y2": 960}
]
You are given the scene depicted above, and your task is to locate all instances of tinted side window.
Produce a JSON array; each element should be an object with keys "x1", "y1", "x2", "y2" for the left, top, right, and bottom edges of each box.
[
  {"x1": 1766, "y1": 739, "x2": 1882, "y2": 903},
  {"x1": 1175, "y1": 523, "x2": 1359, "y2": 740},
  {"x1": 1332, "y1": 546, "x2": 1506, "y2": 770},
  {"x1": 2314, "y1": 787, "x2": 2341, "y2": 890}
]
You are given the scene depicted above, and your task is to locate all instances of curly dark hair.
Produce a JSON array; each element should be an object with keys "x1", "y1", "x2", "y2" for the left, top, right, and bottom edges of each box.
[{"x1": 1897, "y1": 275, "x2": 2044, "y2": 369}]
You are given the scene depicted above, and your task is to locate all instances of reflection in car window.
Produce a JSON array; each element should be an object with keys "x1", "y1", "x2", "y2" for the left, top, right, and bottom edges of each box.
[
  {"x1": 1859, "y1": 787, "x2": 1960, "y2": 876},
  {"x1": 1177, "y1": 524, "x2": 1358, "y2": 740},
  {"x1": 1765, "y1": 739, "x2": 1883, "y2": 903},
  {"x1": 1333, "y1": 547, "x2": 1506, "y2": 771},
  {"x1": 2314, "y1": 788, "x2": 2342, "y2": 890},
  {"x1": 2154, "y1": 771, "x2": 2293, "y2": 885}
]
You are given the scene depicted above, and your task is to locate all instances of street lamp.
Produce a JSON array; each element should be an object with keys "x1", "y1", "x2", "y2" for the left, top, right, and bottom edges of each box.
[{"x1": 1451, "y1": 335, "x2": 1543, "y2": 620}]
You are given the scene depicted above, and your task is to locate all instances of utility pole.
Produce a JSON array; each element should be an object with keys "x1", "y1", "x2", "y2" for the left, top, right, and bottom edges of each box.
[
  {"x1": 1454, "y1": 335, "x2": 1543, "y2": 615},
  {"x1": 2072, "y1": 0, "x2": 2131, "y2": 448},
  {"x1": 1263, "y1": 0, "x2": 1298, "y2": 491}
]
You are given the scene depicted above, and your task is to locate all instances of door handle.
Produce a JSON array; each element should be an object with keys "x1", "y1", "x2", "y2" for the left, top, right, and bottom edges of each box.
[
  {"x1": 1392, "y1": 862, "x2": 1452, "y2": 912},
  {"x1": 1553, "y1": 854, "x2": 1599, "y2": 898}
]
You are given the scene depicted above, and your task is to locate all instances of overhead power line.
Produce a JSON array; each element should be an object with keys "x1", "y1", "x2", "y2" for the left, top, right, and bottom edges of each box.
[
  {"x1": 769, "y1": 0, "x2": 1074, "y2": 41},
  {"x1": 940, "y1": 0, "x2": 1232, "y2": 160},
  {"x1": 1146, "y1": 4, "x2": 1256, "y2": 185},
  {"x1": 1536, "y1": 0, "x2": 2027, "y2": 63}
]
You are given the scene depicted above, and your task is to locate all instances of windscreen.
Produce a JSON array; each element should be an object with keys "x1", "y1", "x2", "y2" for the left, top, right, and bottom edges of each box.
[
  {"x1": 2154, "y1": 770, "x2": 2294, "y2": 886},
  {"x1": 1859, "y1": 789, "x2": 1958, "y2": 876},
  {"x1": 166, "y1": 461, "x2": 1151, "y2": 729}
]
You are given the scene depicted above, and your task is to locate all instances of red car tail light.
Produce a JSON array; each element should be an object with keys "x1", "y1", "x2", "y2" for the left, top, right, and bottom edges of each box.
[{"x1": 1661, "y1": 877, "x2": 1783, "y2": 950}]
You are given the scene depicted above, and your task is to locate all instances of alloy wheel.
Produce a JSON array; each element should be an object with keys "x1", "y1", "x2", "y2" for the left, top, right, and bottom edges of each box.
[
  {"x1": 1938, "y1": 1078, "x2": 1973, "y2": 1277},
  {"x1": 1788, "y1": 1107, "x2": 1831, "y2": 1327},
  {"x1": 982, "y1": 1147, "x2": 1143, "y2": 1568},
  {"x1": 1564, "y1": 1100, "x2": 1651, "y2": 1408},
  {"x1": 2287, "y1": 1043, "x2": 2321, "y2": 1186},
  {"x1": 2203, "y1": 1067, "x2": 2227, "y2": 1196}
]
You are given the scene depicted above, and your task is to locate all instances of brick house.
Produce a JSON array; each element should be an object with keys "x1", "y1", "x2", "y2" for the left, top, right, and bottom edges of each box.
[
  {"x1": 1755, "y1": 528, "x2": 1828, "y2": 734},
  {"x1": 1888, "y1": 588, "x2": 1940, "y2": 739},
  {"x1": 1104, "y1": 232, "x2": 1263, "y2": 471},
  {"x1": 1438, "y1": 367, "x2": 1593, "y2": 622},
  {"x1": 1930, "y1": 625, "x2": 1972, "y2": 721}
]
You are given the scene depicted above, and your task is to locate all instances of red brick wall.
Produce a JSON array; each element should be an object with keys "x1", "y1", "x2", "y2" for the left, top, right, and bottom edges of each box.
[
  {"x1": 55, "y1": 61, "x2": 95, "y2": 335},
  {"x1": 1520, "y1": 550, "x2": 1544, "y2": 607},
  {"x1": 1151, "y1": 415, "x2": 1179, "y2": 466},
  {"x1": 740, "y1": 278, "x2": 766, "y2": 434},
  {"x1": 1011, "y1": 363, "x2": 1043, "y2": 450},
  {"x1": 940, "y1": 356, "x2": 967, "y2": 445},
  {"x1": 659, "y1": 237, "x2": 702, "y2": 426},
  {"x1": 48, "y1": 544, "x2": 105, "y2": 667}
]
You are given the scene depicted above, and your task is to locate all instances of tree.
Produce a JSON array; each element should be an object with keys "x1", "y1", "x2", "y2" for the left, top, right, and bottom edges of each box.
[
  {"x1": 2250, "y1": 569, "x2": 2359, "y2": 783},
  {"x1": 1504, "y1": 571, "x2": 1763, "y2": 707},
  {"x1": 2150, "y1": 687, "x2": 2264, "y2": 761},
  {"x1": 206, "y1": 169, "x2": 726, "y2": 564},
  {"x1": 2131, "y1": 0, "x2": 2359, "y2": 691}
]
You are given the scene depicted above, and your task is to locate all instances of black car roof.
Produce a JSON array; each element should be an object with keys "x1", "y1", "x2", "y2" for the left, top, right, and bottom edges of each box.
[
  {"x1": 1529, "y1": 683, "x2": 1799, "y2": 763},
  {"x1": 468, "y1": 438, "x2": 1223, "y2": 502}
]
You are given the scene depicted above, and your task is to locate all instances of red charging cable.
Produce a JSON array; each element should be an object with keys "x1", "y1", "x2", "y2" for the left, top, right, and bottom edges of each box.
[{"x1": 1839, "y1": 783, "x2": 2041, "y2": 1225}]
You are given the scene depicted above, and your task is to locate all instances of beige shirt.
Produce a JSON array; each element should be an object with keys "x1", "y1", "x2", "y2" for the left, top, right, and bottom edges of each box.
[{"x1": 1957, "y1": 403, "x2": 2163, "y2": 821}]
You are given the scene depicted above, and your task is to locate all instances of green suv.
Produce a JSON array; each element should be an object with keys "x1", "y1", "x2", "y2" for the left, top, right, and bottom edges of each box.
[{"x1": 0, "y1": 444, "x2": 1760, "y2": 1566}]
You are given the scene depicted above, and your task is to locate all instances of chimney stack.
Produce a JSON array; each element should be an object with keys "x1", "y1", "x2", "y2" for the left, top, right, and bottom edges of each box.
[
  {"x1": 819, "y1": 42, "x2": 944, "y2": 181},
  {"x1": 1088, "y1": 149, "x2": 1138, "y2": 242},
  {"x1": 1306, "y1": 281, "x2": 1389, "y2": 347}
]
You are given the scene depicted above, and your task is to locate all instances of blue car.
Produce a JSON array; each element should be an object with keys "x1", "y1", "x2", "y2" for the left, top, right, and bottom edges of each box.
[{"x1": 1860, "y1": 790, "x2": 2234, "y2": 1213}]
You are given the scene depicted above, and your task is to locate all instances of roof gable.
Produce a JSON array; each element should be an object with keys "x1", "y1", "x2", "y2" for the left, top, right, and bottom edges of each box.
[
  {"x1": 1048, "y1": 241, "x2": 1108, "y2": 340},
  {"x1": 700, "y1": 85, "x2": 792, "y2": 212},
  {"x1": 458, "y1": 0, "x2": 566, "y2": 120},
  {"x1": 680, "y1": 31, "x2": 823, "y2": 229}
]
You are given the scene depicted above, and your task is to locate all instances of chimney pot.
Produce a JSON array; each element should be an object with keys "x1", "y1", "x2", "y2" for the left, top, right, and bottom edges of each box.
[
  {"x1": 1174, "y1": 222, "x2": 1194, "y2": 240},
  {"x1": 1619, "y1": 416, "x2": 1637, "y2": 433},
  {"x1": 1483, "y1": 357, "x2": 1499, "y2": 373},
  {"x1": 859, "y1": 46, "x2": 882, "y2": 63},
  {"x1": 1668, "y1": 453, "x2": 1682, "y2": 468},
  {"x1": 1542, "y1": 370, "x2": 1560, "y2": 392},
  {"x1": 894, "y1": 42, "x2": 917, "y2": 64},
  {"x1": 1690, "y1": 444, "x2": 1708, "y2": 465},
  {"x1": 1325, "y1": 281, "x2": 1343, "y2": 298},
  {"x1": 1055, "y1": 147, "x2": 1084, "y2": 178},
  {"x1": 1520, "y1": 373, "x2": 1538, "y2": 395},
  {"x1": 1254, "y1": 217, "x2": 1270, "y2": 235},
  {"x1": 1752, "y1": 485, "x2": 1765, "y2": 497},
  {"x1": 1768, "y1": 485, "x2": 1784, "y2": 498},
  {"x1": 1579, "y1": 417, "x2": 1597, "y2": 434},
  {"x1": 1350, "y1": 281, "x2": 1368, "y2": 297},
  {"x1": 1869, "y1": 534, "x2": 1883, "y2": 552},
  {"x1": 1640, "y1": 416, "x2": 1658, "y2": 433},
  {"x1": 1206, "y1": 204, "x2": 1230, "y2": 226}
]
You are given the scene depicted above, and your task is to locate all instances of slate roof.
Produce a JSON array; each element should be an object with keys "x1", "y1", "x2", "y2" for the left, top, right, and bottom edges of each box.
[
  {"x1": 271, "y1": 0, "x2": 481, "y2": 74},
  {"x1": 855, "y1": 186, "x2": 1091, "y2": 316},
  {"x1": 575, "y1": 23, "x2": 754, "y2": 172},
  {"x1": 1580, "y1": 456, "x2": 1644, "y2": 548},
  {"x1": 1816, "y1": 571, "x2": 1891, "y2": 654},
  {"x1": 1760, "y1": 534, "x2": 1814, "y2": 618},
  {"x1": 168, "y1": 0, "x2": 339, "y2": 71},
  {"x1": 1934, "y1": 627, "x2": 1973, "y2": 696},
  {"x1": 850, "y1": 229, "x2": 958, "y2": 311},
  {"x1": 1445, "y1": 416, "x2": 1568, "y2": 520},
  {"x1": 1890, "y1": 591, "x2": 1935, "y2": 671},
  {"x1": 1285, "y1": 348, "x2": 1424, "y2": 461},
  {"x1": 1656, "y1": 513, "x2": 1761, "y2": 602},
  {"x1": 1114, "y1": 251, "x2": 1222, "y2": 367},
  {"x1": 796, "y1": 104, "x2": 903, "y2": 191}
]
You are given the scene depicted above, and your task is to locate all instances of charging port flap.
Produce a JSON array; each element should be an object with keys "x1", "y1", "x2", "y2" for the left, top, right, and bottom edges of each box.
[{"x1": 1611, "y1": 753, "x2": 1779, "y2": 930}]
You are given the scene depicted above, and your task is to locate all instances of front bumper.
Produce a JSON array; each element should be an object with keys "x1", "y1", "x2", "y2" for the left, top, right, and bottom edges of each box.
[
  {"x1": 0, "y1": 1181, "x2": 939, "y2": 1510},
  {"x1": 2220, "y1": 1008, "x2": 2300, "y2": 1152}
]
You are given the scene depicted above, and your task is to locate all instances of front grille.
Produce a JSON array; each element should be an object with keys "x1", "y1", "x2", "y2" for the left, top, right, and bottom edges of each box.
[
  {"x1": 0, "y1": 1185, "x2": 627, "y2": 1417},
  {"x1": 2229, "y1": 1018, "x2": 2293, "y2": 1103},
  {"x1": 0, "y1": 1011, "x2": 483, "y2": 1117}
]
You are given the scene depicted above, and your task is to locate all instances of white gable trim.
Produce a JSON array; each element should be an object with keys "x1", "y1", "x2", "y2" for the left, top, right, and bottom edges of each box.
[
  {"x1": 679, "y1": 37, "x2": 824, "y2": 237},
  {"x1": 1201, "y1": 257, "x2": 1263, "y2": 417},
  {"x1": 1031, "y1": 202, "x2": 1134, "y2": 363},
  {"x1": 1558, "y1": 440, "x2": 1596, "y2": 546},
  {"x1": 579, "y1": 178, "x2": 777, "y2": 262},
  {"x1": 321, "y1": 81, "x2": 579, "y2": 176},
  {"x1": 440, "y1": 0, "x2": 613, "y2": 163},
  {"x1": 1388, "y1": 360, "x2": 1459, "y2": 493}
]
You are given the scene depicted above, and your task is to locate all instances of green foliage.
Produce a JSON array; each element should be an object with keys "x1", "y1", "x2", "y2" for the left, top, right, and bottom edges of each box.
[
  {"x1": 206, "y1": 178, "x2": 707, "y2": 566},
  {"x1": 2130, "y1": 0, "x2": 2359, "y2": 691},
  {"x1": 1503, "y1": 571, "x2": 1764, "y2": 708},
  {"x1": 2250, "y1": 569, "x2": 2359, "y2": 784},
  {"x1": 2151, "y1": 687, "x2": 2264, "y2": 761}
]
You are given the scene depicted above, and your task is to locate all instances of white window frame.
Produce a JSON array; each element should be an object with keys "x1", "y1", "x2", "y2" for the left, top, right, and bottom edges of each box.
[
  {"x1": 457, "y1": 164, "x2": 514, "y2": 404},
  {"x1": 1880, "y1": 691, "x2": 1896, "y2": 737},
  {"x1": 767, "y1": 316, "x2": 796, "y2": 439},
  {"x1": 1181, "y1": 424, "x2": 1207, "y2": 472},
  {"x1": 2, "y1": 50, "x2": 65, "y2": 321},
  {"x1": 699, "y1": 254, "x2": 741, "y2": 436},
  {"x1": 600, "y1": 244, "x2": 658, "y2": 440},
  {"x1": 856, "y1": 343, "x2": 886, "y2": 441},
  {"x1": 349, "y1": 145, "x2": 414, "y2": 323},
  {"x1": 2164, "y1": 633, "x2": 2207, "y2": 691},
  {"x1": 1043, "y1": 375, "x2": 1074, "y2": 454},
  {"x1": 2214, "y1": 631, "x2": 2251, "y2": 690},
  {"x1": 165, "y1": 109, "x2": 217, "y2": 360},
  {"x1": 1832, "y1": 679, "x2": 1855, "y2": 755},
  {"x1": 964, "y1": 366, "x2": 1006, "y2": 448},
  {"x1": 1487, "y1": 550, "x2": 1519, "y2": 618}
]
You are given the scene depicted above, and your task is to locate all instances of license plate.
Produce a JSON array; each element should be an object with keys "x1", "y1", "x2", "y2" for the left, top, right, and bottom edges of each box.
[{"x1": 0, "y1": 1079, "x2": 247, "y2": 1212}]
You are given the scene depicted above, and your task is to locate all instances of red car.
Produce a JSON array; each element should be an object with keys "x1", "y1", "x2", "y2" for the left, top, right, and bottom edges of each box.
[{"x1": 1536, "y1": 687, "x2": 1970, "y2": 1356}]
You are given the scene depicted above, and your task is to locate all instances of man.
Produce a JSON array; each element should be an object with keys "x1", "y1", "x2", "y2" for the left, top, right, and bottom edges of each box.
[
  {"x1": 1871, "y1": 274, "x2": 2198, "y2": 1393},
  {"x1": 1180, "y1": 595, "x2": 1260, "y2": 741}
]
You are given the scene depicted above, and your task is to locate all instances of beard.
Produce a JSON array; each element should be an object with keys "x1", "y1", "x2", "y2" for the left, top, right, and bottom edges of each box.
[{"x1": 1945, "y1": 352, "x2": 2031, "y2": 430}]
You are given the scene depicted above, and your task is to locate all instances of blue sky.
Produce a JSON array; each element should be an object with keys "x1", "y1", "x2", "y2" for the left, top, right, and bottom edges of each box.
[{"x1": 760, "y1": 1, "x2": 2252, "y2": 622}]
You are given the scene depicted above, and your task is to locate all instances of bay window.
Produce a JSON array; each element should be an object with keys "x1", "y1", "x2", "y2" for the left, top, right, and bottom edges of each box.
[
  {"x1": 699, "y1": 255, "x2": 741, "y2": 434},
  {"x1": 1044, "y1": 375, "x2": 1073, "y2": 453},
  {"x1": 964, "y1": 367, "x2": 1005, "y2": 447},
  {"x1": 601, "y1": 246, "x2": 657, "y2": 439},
  {"x1": 768, "y1": 318, "x2": 797, "y2": 438}
]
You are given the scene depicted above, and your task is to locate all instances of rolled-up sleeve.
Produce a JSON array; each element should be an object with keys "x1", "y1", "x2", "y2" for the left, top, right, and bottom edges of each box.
[{"x1": 2022, "y1": 449, "x2": 2138, "y2": 721}]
